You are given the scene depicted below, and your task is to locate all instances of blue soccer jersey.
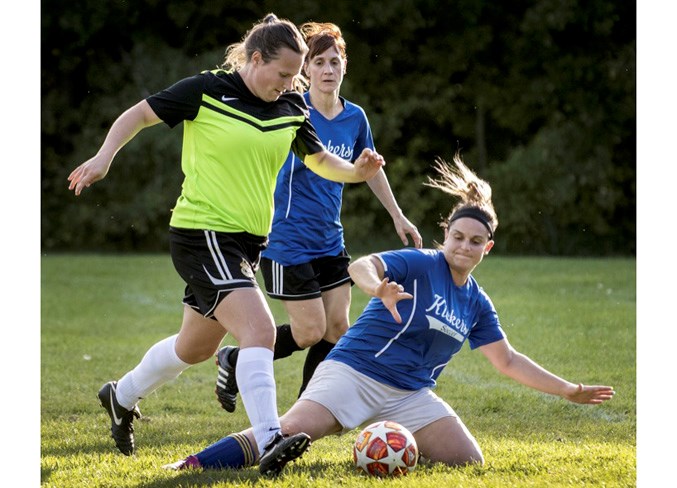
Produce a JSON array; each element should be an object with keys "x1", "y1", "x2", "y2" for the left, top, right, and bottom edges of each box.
[
  {"x1": 262, "y1": 92, "x2": 375, "y2": 265},
  {"x1": 328, "y1": 248, "x2": 506, "y2": 390}
]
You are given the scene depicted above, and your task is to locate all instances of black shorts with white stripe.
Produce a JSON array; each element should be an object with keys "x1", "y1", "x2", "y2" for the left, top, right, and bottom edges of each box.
[
  {"x1": 169, "y1": 227, "x2": 267, "y2": 318},
  {"x1": 260, "y1": 249, "x2": 351, "y2": 301}
]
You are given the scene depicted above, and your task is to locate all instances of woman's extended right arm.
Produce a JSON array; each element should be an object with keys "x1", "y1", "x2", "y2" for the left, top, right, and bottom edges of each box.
[
  {"x1": 68, "y1": 100, "x2": 162, "y2": 196},
  {"x1": 348, "y1": 255, "x2": 412, "y2": 323}
]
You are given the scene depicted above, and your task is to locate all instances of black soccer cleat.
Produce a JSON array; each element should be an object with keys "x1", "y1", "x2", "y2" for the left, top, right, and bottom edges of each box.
[
  {"x1": 215, "y1": 346, "x2": 239, "y2": 412},
  {"x1": 98, "y1": 381, "x2": 141, "y2": 456},
  {"x1": 258, "y1": 432, "x2": 312, "y2": 477}
]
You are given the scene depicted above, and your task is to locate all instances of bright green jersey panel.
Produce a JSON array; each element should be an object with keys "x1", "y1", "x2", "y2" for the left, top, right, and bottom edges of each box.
[
  {"x1": 171, "y1": 94, "x2": 303, "y2": 235},
  {"x1": 146, "y1": 71, "x2": 324, "y2": 237}
]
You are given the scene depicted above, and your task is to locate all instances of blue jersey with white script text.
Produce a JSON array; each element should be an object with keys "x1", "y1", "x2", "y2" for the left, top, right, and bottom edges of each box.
[
  {"x1": 327, "y1": 248, "x2": 506, "y2": 390},
  {"x1": 262, "y1": 92, "x2": 374, "y2": 265}
]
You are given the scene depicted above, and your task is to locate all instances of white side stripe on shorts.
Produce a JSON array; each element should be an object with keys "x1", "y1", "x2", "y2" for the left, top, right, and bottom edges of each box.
[
  {"x1": 272, "y1": 260, "x2": 284, "y2": 295},
  {"x1": 203, "y1": 230, "x2": 235, "y2": 285}
]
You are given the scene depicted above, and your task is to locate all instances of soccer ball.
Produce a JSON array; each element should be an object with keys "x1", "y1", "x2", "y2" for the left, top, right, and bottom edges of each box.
[{"x1": 353, "y1": 420, "x2": 418, "y2": 476}]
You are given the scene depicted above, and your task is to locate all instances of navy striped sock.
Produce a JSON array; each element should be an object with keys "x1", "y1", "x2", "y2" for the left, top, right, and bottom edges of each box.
[{"x1": 195, "y1": 433, "x2": 255, "y2": 469}]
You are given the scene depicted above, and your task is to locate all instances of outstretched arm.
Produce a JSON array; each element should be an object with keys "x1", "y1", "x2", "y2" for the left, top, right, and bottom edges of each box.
[
  {"x1": 479, "y1": 339, "x2": 615, "y2": 405},
  {"x1": 348, "y1": 255, "x2": 413, "y2": 323},
  {"x1": 304, "y1": 147, "x2": 384, "y2": 183},
  {"x1": 68, "y1": 100, "x2": 162, "y2": 195},
  {"x1": 366, "y1": 169, "x2": 422, "y2": 248}
]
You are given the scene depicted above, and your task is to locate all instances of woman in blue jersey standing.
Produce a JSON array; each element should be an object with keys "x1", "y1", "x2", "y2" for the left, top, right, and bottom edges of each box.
[
  {"x1": 67, "y1": 14, "x2": 386, "y2": 475},
  {"x1": 214, "y1": 22, "x2": 422, "y2": 413},
  {"x1": 165, "y1": 153, "x2": 614, "y2": 473}
]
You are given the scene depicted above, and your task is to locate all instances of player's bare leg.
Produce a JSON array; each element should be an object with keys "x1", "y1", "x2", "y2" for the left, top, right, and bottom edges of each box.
[
  {"x1": 413, "y1": 416, "x2": 484, "y2": 466},
  {"x1": 319, "y1": 283, "x2": 351, "y2": 343},
  {"x1": 280, "y1": 399, "x2": 343, "y2": 441},
  {"x1": 175, "y1": 306, "x2": 228, "y2": 363},
  {"x1": 293, "y1": 283, "x2": 351, "y2": 395}
]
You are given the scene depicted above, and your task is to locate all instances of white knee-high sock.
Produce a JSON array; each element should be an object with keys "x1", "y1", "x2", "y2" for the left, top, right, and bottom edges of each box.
[
  {"x1": 115, "y1": 334, "x2": 190, "y2": 410},
  {"x1": 235, "y1": 347, "x2": 281, "y2": 451}
]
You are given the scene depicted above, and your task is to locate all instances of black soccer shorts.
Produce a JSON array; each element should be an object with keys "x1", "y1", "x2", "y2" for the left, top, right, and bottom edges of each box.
[
  {"x1": 169, "y1": 227, "x2": 267, "y2": 317},
  {"x1": 260, "y1": 249, "x2": 352, "y2": 301}
]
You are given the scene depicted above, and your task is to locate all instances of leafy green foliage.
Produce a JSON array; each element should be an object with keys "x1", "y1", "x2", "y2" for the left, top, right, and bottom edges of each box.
[{"x1": 42, "y1": 0, "x2": 635, "y2": 255}]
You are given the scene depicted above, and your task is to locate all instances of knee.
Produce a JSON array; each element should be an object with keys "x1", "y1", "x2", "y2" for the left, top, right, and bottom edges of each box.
[
  {"x1": 438, "y1": 446, "x2": 484, "y2": 468},
  {"x1": 294, "y1": 326, "x2": 325, "y2": 349},
  {"x1": 176, "y1": 345, "x2": 218, "y2": 364},
  {"x1": 419, "y1": 432, "x2": 485, "y2": 468},
  {"x1": 174, "y1": 333, "x2": 222, "y2": 364},
  {"x1": 457, "y1": 450, "x2": 484, "y2": 467},
  {"x1": 324, "y1": 320, "x2": 349, "y2": 343},
  {"x1": 289, "y1": 316, "x2": 326, "y2": 348}
]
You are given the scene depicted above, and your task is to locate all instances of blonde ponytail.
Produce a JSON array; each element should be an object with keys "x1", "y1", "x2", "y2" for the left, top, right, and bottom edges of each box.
[{"x1": 425, "y1": 152, "x2": 498, "y2": 236}]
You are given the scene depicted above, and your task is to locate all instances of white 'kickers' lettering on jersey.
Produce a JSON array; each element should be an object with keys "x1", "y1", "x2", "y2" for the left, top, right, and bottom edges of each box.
[
  {"x1": 325, "y1": 140, "x2": 354, "y2": 160},
  {"x1": 425, "y1": 294, "x2": 469, "y2": 335}
]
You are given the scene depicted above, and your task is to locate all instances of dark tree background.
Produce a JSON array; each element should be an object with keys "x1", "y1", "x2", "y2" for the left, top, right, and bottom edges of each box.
[{"x1": 41, "y1": 0, "x2": 635, "y2": 255}]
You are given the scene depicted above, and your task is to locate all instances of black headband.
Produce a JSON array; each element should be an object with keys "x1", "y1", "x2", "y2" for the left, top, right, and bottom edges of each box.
[{"x1": 449, "y1": 207, "x2": 494, "y2": 240}]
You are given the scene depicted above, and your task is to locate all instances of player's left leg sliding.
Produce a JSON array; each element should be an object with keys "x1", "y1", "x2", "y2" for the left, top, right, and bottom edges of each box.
[
  {"x1": 163, "y1": 430, "x2": 311, "y2": 476},
  {"x1": 162, "y1": 433, "x2": 255, "y2": 470}
]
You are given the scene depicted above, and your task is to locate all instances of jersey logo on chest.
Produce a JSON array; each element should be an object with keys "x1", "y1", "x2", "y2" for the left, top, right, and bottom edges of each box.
[
  {"x1": 425, "y1": 293, "x2": 470, "y2": 338},
  {"x1": 426, "y1": 315, "x2": 464, "y2": 342}
]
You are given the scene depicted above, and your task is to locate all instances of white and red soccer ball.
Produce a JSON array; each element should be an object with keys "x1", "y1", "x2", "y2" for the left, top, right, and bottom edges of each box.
[{"x1": 353, "y1": 420, "x2": 419, "y2": 476}]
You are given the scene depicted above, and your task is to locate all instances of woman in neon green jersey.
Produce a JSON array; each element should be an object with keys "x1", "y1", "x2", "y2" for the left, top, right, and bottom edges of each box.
[{"x1": 67, "y1": 13, "x2": 384, "y2": 476}]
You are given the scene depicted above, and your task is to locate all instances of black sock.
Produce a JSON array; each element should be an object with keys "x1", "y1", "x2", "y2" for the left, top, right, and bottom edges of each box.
[
  {"x1": 273, "y1": 323, "x2": 303, "y2": 360},
  {"x1": 298, "y1": 339, "x2": 335, "y2": 397},
  {"x1": 228, "y1": 324, "x2": 301, "y2": 366}
]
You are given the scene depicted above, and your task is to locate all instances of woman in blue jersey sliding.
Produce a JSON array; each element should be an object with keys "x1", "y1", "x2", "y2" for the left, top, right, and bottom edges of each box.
[
  {"x1": 214, "y1": 22, "x2": 422, "y2": 412},
  {"x1": 165, "y1": 153, "x2": 615, "y2": 473}
]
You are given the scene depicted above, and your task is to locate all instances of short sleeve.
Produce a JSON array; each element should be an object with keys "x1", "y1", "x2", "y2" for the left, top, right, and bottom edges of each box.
[
  {"x1": 351, "y1": 105, "x2": 375, "y2": 161},
  {"x1": 290, "y1": 117, "x2": 324, "y2": 160},
  {"x1": 280, "y1": 92, "x2": 324, "y2": 159},
  {"x1": 377, "y1": 248, "x2": 438, "y2": 283},
  {"x1": 146, "y1": 75, "x2": 204, "y2": 128},
  {"x1": 467, "y1": 289, "x2": 506, "y2": 349}
]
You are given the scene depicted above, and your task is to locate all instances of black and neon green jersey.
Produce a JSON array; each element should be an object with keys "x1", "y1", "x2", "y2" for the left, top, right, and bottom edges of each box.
[{"x1": 146, "y1": 70, "x2": 324, "y2": 236}]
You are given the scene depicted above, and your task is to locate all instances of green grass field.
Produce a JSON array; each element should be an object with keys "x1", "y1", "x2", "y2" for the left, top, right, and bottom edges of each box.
[{"x1": 41, "y1": 254, "x2": 636, "y2": 487}]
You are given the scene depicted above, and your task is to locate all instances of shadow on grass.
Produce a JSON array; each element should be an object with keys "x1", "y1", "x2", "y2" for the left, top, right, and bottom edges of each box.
[
  {"x1": 41, "y1": 466, "x2": 54, "y2": 484},
  {"x1": 41, "y1": 435, "x2": 145, "y2": 458},
  {"x1": 134, "y1": 459, "x2": 350, "y2": 487}
]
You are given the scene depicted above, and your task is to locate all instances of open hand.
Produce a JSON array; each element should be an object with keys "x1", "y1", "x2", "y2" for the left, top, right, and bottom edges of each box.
[
  {"x1": 374, "y1": 277, "x2": 413, "y2": 323},
  {"x1": 564, "y1": 383, "x2": 615, "y2": 405}
]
